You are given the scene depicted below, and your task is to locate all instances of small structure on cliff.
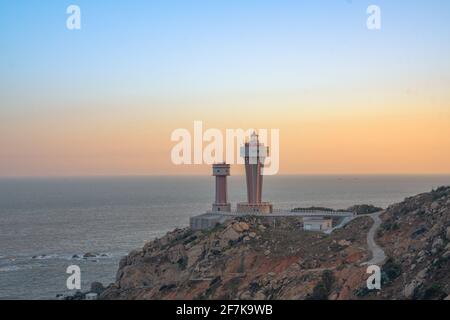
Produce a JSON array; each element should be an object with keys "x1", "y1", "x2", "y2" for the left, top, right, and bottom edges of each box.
[{"x1": 303, "y1": 217, "x2": 333, "y2": 232}]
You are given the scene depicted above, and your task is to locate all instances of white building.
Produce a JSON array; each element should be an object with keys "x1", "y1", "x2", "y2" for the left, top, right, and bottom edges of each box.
[{"x1": 303, "y1": 217, "x2": 332, "y2": 232}]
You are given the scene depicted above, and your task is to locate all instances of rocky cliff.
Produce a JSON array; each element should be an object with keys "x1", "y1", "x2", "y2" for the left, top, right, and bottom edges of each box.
[
  {"x1": 100, "y1": 187, "x2": 450, "y2": 300},
  {"x1": 375, "y1": 186, "x2": 450, "y2": 300}
]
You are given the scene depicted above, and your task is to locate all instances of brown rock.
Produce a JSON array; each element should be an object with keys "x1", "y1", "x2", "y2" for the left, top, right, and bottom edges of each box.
[
  {"x1": 253, "y1": 291, "x2": 266, "y2": 300},
  {"x1": 232, "y1": 223, "x2": 244, "y2": 233},
  {"x1": 404, "y1": 279, "x2": 422, "y2": 299},
  {"x1": 167, "y1": 244, "x2": 186, "y2": 264},
  {"x1": 187, "y1": 244, "x2": 203, "y2": 268},
  {"x1": 240, "y1": 291, "x2": 252, "y2": 299},
  {"x1": 329, "y1": 292, "x2": 338, "y2": 300},
  {"x1": 220, "y1": 226, "x2": 241, "y2": 243},
  {"x1": 432, "y1": 237, "x2": 444, "y2": 249},
  {"x1": 338, "y1": 240, "x2": 351, "y2": 247},
  {"x1": 238, "y1": 222, "x2": 250, "y2": 231},
  {"x1": 430, "y1": 201, "x2": 439, "y2": 210}
]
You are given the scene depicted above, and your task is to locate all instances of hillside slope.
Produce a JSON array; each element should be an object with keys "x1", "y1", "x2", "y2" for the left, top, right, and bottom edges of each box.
[{"x1": 100, "y1": 187, "x2": 450, "y2": 300}]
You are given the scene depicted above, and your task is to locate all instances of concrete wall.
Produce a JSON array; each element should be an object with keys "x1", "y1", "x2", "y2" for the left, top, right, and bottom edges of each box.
[{"x1": 190, "y1": 214, "x2": 230, "y2": 231}]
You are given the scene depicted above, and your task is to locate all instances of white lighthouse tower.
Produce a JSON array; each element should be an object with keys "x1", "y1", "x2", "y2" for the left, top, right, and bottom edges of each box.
[{"x1": 237, "y1": 132, "x2": 273, "y2": 214}]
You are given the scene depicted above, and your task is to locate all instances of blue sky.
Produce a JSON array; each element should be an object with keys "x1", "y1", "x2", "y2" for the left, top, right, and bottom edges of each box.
[{"x1": 2, "y1": 0, "x2": 450, "y2": 107}]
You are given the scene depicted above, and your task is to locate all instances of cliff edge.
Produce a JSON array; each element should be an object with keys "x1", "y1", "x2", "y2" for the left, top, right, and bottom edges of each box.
[{"x1": 101, "y1": 187, "x2": 450, "y2": 300}]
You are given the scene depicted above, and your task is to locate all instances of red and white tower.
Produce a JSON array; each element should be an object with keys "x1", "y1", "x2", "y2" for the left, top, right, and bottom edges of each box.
[
  {"x1": 237, "y1": 132, "x2": 273, "y2": 214},
  {"x1": 212, "y1": 163, "x2": 231, "y2": 212}
]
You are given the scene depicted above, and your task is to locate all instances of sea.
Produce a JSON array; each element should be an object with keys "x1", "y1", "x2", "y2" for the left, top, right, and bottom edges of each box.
[{"x1": 1, "y1": 175, "x2": 449, "y2": 299}]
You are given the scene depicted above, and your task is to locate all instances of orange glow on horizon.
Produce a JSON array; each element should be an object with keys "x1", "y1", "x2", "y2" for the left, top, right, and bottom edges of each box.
[{"x1": 1, "y1": 98, "x2": 449, "y2": 177}]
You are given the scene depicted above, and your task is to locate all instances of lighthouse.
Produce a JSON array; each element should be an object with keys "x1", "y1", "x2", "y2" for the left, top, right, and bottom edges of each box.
[
  {"x1": 237, "y1": 132, "x2": 273, "y2": 214},
  {"x1": 212, "y1": 163, "x2": 231, "y2": 212}
]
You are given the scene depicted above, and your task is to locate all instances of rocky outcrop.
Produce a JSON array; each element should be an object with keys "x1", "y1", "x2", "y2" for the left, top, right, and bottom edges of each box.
[
  {"x1": 377, "y1": 186, "x2": 450, "y2": 300},
  {"x1": 101, "y1": 187, "x2": 450, "y2": 300},
  {"x1": 101, "y1": 217, "x2": 372, "y2": 300},
  {"x1": 347, "y1": 204, "x2": 383, "y2": 215},
  {"x1": 90, "y1": 282, "x2": 106, "y2": 295}
]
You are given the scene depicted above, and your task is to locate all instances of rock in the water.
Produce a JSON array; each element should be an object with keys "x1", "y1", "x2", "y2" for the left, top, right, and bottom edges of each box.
[
  {"x1": 83, "y1": 252, "x2": 98, "y2": 258},
  {"x1": 68, "y1": 291, "x2": 85, "y2": 300},
  {"x1": 90, "y1": 282, "x2": 105, "y2": 295}
]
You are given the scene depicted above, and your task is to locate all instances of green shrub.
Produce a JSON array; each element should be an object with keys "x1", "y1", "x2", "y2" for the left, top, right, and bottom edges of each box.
[
  {"x1": 416, "y1": 283, "x2": 447, "y2": 300},
  {"x1": 354, "y1": 287, "x2": 371, "y2": 297},
  {"x1": 307, "y1": 270, "x2": 335, "y2": 300},
  {"x1": 177, "y1": 256, "x2": 188, "y2": 270},
  {"x1": 381, "y1": 258, "x2": 401, "y2": 285}
]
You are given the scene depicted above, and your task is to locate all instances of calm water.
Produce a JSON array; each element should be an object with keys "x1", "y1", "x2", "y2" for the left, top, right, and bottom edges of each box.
[{"x1": 1, "y1": 175, "x2": 449, "y2": 299}]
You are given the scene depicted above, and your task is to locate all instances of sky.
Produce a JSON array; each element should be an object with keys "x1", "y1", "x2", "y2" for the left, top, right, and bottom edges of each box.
[{"x1": 1, "y1": 0, "x2": 450, "y2": 176}]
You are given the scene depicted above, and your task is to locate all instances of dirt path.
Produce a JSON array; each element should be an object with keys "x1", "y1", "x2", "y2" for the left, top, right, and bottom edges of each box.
[{"x1": 360, "y1": 211, "x2": 387, "y2": 266}]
